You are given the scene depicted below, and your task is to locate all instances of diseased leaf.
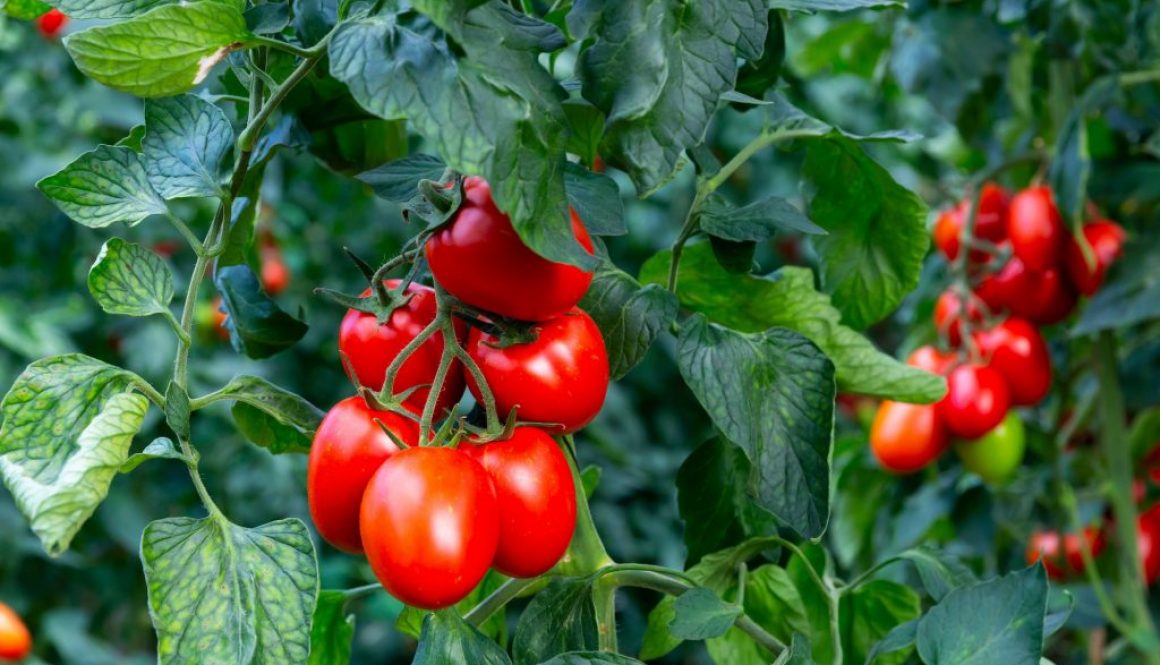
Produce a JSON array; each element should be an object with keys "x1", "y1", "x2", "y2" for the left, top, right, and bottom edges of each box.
[
  {"x1": 142, "y1": 94, "x2": 233, "y2": 199},
  {"x1": 37, "y1": 145, "x2": 167, "y2": 228},
  {"x1": 87, "y1": 238, "x2": 176, "y2": 318},
  {"x1": 579, "y1": 261, "x2": 678, "y2": 379},
  {"x1": 121, "y1": 437, "x2": 185, "y2": 473}
]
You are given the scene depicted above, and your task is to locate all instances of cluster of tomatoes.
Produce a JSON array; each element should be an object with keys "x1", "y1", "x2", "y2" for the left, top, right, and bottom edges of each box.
[
  {"x1": 870, "y1": 183, "x2": 1126, "y2": 481},
  {"x1": 0, "y1": 602, "x2": 30, "y2": 663},
  {"x1": 308, "y1": 176, "x2": 609, "y2": 609}
]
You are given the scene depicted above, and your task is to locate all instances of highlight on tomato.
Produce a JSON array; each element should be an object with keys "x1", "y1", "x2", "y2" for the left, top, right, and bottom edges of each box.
[
  {"x1": 939, "y1": 363, "x2": 1010, "y2": 440},
  {"x1": 0, "y1": 602, "x2": 31, "y2": 662},
  {"x1": 870, "y1": 400, "x2": 948, "y2": 474}
]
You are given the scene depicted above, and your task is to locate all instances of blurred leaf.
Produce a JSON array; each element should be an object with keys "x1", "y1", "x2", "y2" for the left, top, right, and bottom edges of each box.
[
  {"x1": 839, "y1": 580, "x2": 920, "y2": 665},
  {"x1": 87, "y1": 238, "x2": 175, "y2": 318},
  {"x1": 309, "y1": 591, "x2": 354, "y2": 665},
  {"x1": 579, "y1": 261, "x2": 678, "y2": 380},
  {"x1": 215, "y1": 264, "x2": 309, "y2": 359},
  {"x1": 120, "y1": 437, "x2": 185, "y2": 473},
  {"x1": 565, "y1": 163, "x2": 625, "y2": 236},
  {"x1": 2, "y1": 0, "x2": 50, "y2": 17},
  {"x1": 706, "y1": 565, "x2": 812, "y2": 663},
  {"x1": 357, "y1": 154, "x2": 448, "y2": 203},
  {"x1": 293, "y1": 0, "x2": 336, "y2": 46},
  {"x1": 1129, "y1": 407, "x2": 1160, "y2": 461},
  {"x1": 772, "y1": 634, "x2": 817, "y2": 664},
  {"x1": 207, "y1": 375, "x2": 324, "y2": 453},
  {"x1": 537, "y1": 654, "x2": 645, "y2": 665},
  {"x1": 791, "y1": 18, "x2": 887, "y2": 79},
  {"x1": 0, "y1": 355, "x2": 147, "y2": 555},
  {"x1": 1072, "y1": 239, "x2": 1160, "y2": 336},
  {"x1": 512, "y1": 578, "x2": 598, "y2": 665},
  {"x1": 831, "y1": 463, "x2": 890, "y2": 569},
  {"x1": 245, "y1": 3, "x2": 290, "y2": 34},
  {"x1": 699, "y1": 194, "x2": 825, "y2": 242},
  {"x1": 865, "y1": 619, "x2": 918, "y2": 665},
  {"x1": 52, "y1": 0, "x2": 171, "y2": 18},
  {"x1": 735, "y1": 10, "x2": 784, "y2": 98},
  {"x1": 37, "y1": 145, "x2": 167, "y2": 228},
  {"x1": 413, "y1": 610, "x2": 512, "y2": 665},
  {"x1": 898, "y1": 547, "x2": 978, "y2": 602},
  {"x1": 142, "y1": 94, "x2": 233, "y2": 199},
  {"x1": 1049, "y1": 77, "x2": 1120, "y2": 228},
  {"x1": 770, "y1": 0, "x2": 902, "y2": 10},
  {"x1": 670, "y1": 587, "x2": 741, "y2": 640},
  {"x1": 1044, "y1": 587, "x2": 1075, "y2": 638},
  {"x1": 141, "y1": 516, "x2": 318, "y2": 664}
]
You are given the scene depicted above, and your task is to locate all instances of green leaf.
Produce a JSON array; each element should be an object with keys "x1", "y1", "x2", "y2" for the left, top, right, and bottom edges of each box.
[
  {"x1": 120, "y1": 437, "x2": 185, "y2": 473},
  {"x1": 142, "y1": 94, "x2": 233, "y2": 199},
  {"x1": 52, "y1": 0, "x2": 172, "y2": 19},
  {"x1": 804, "y1": 137, "x2": 929, "y2": 329},
  {"x1": 578, "y1": 261, "x2": 678, "y2": 380},
  {"x1": 769, "y1": 0, "x2": 903, "y2": 10},
  {"x1": 564, "y1": 163, "x2": 625, "y2": 236},
  {"x1": 1071, "y1": 238, "x2": 1160, "y2": 336},
  {"x1": 839, "y1": 580, "x2": 921, "y2": 665},
  {"x1": 537, "y1": 654, "x2": 646, "y2": 665},
  {"x1": 164, "y1": 381, "x2": 191, "y2": 442},
  {"x1": 641, "y1": 245, "x2": 944, "y2": 403},
  {"x1": 772, "y1": 634, "x2": 817, "y2": 664},
  {"x1": 678, "y1": 316, "x2": 834, "y2": 537},
  {"x1": 207, "y1": 375, "x2": 324, "y2": 454},
  {"x1": 64, "y1": 0, "x2": 254, "y2": 98},
  {"x1": 413, "y1": 610, "x2": 512, "y2": 665},
  {"x1": 915, "y1": 566, "x2": 1048, "y2": 665},
  {"x1": 3, "y1": 0, "x2": 51, "y2": 19},
  {"x1": 706, "y1": 565, "x2": 812, "y2": 664},
  {"x1": 0, "y1": 355, "x2": 148, "y2": 555},
  {"x1": 116, "y1": 125, "x2": 148, "y2": 152},
  {"x1": 512, "y1": 578, "x2": 598, "y2": 665},
  {"x1": 699, "y1": 195, "x2": 826, "y2": 242},
  {"x1": 141, "y1": 516, "x2": 318, "y2": 664},
  {"x1": 1049, "y1": 80, "x2": 1119, "y2": 227},
  {"x1": 215, "y1": 265, "x2": 310, "y2": 359},
  {"x1": 329, "y1": 7, "x2": 594, "y2": 268},
  {"x1": 569, "y1": 0, "x2": 767, "y2": 193},
  {"x1": 357, "y1": 154, "x2": 448, "y2": 203},
  {"x1": 786, "y1": 545, "x2": 835, "y2": 663},
  {"x1": 397, "y1": 570, "x2": 509, "y2": 643},
  {"x1": 710, "y1": 237, "x2": 758, "y2": 274},
  {"x1": 761, "y1": 93, "x2": 919, "y2": 143},
  {"x1": 898, "y1": 547, "x2": 977, "y2": 602},
  {"x1": 309, "y1": 591, "x2": 354, "y2": 665},
  {"x1": 735, "y1": 11, "x2": 785, "y2": 99},
  {"x1": 562, "y1": 99, "x2": 606, "y2": 168},
  {"x1": 87, "y1": 238, "x2": 176, "y2": 318},
  {"x1": 1129, "y1": 407, "x2": 1160, "y2": 461},
  {"x1": 865, "y1": 619, "x2": 918, "y2": 665},
  {"x1": 37, "y1": 145, "x2": 167, "y2": 228},
  {"x1": 670, "y1": 588, "x2": 741, "y2": 640}
]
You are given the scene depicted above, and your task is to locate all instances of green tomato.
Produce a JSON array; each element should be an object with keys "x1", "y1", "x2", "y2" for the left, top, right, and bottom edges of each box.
[{"x1": 954, "y1": 412, "x2": 1025, "y2": 485}]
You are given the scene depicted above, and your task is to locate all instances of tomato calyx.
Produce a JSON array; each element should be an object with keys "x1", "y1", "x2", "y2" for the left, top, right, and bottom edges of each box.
[{"x1": 406, "y1": 171, "x2": 465, "y2": 228}]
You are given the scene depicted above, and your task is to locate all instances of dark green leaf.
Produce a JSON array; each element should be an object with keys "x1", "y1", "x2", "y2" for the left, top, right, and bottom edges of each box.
[
  {"x1": 770, "y1": 0, "x2": 902, "y2": 10},
  {"x1": 735, "y1": 11, "x2": 785, "y2": 99},
  {"x1": 786, "y1": 545, "x2": 835, "y2": 663},
  {"x1": 1044, "y1": 587, "x2": 1074, "y2": 638},
  {"x1": 1129, "y1": 407, "x2": 1160, "y2": 461},
  {"x1": 87, "y1": 238, "x2": 176, "y2": 318},
  {"x1": 293, "y1": 0, "x2": 335, "y2": 46},
  {"x1": 309, "y1": 591, "x2": 354, "y2": 665},
  {"x1": 699, "y1": 195, "x2": 826, "y2": 242},
  {"x1": 357, "y1": 154, "x2": 448, "y2": 203},
  {"x1": 1072, "y1": 239, "x2": 1160, "y2": 336},
  {"x1": 512, "y1": 578, "x2": 598, "y2": 665},
  {"x1": 209, "y1": 375, "x2": 324, "y2": 454},
  {"x1": 898, "y1": 547, "x2": 977, "y2": 602},
  {"x1": 839, "y1": 580, "x2": 921, "y2": 665},
  {"x1": 215, "y1": 264, "x2": 309, "y2": 359},
  {"x1": 120, "y1": 437, "x2": 185, "y2": 473},
  {"x1": 563, "y1": 100, "x2": 606, "y2": 168},
  {"x1": 772, "y1": 634, "x2": 817, "y2": 664},
  {"x1": 709, "y1": 237, "x2": 758, "y2": 274},
  {"x1": 864, "y1": 619, "x2": 918, "y2": 665},
  {"x1": 670, "y1": 588, "x2": 741, "y2": 640},
  {"x1": 142, "y1": 94, "x2": 233, "y2": 199},
  {"x1": 564, "y1": 163, "x2": 625, "y2": 236},
  {"x1": 537, "y1": 653, "x2": 645, "y2": 665},
  {"x1": 1049, "y1": 79, "x2": 1120, "y2": 227},
  {"x1": 245, "y1": 3, "x2": 290, "y2": 34},
  {"x1": 578, "y1": 261, "x2": 678, "y2": 379},
  {"x1": 413, "y1": 610, "x2": 512, "y2": 665},
  {"x1": 163, "y1": 381, "x2": 190, "y2": 442},
  {"x1": 37, "y1": 145, "x2": 167, "y2": 228},
  {"x1": 706, "y1": 565, "x2": 812, "y2": 663}
]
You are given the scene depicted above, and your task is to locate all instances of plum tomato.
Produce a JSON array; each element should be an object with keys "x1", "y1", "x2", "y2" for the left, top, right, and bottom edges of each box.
[
  {"x1": 939, "y1": 363, "x2": 1010, "y2": 439},
  {"x1": 870, "y1": 401, "x2": 949, "y2": 474},
  {"x1": 1063, "y1": 220, "x2": 1126, "y2": 296},
  {"x1": 972, "y1": 317, "x2": 1051, "y2": 406},
  {"x1": 0, "y1": 602, "x2": 30, "y2": 662},
  {"x1": 1008, "y1": 186, "x2": 1066, "y2": 272}
]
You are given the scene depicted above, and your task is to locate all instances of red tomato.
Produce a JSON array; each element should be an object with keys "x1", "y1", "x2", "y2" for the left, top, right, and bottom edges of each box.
[
  {"x1": 906, "y1": 345, "x2": 955, "y2": 376},
  {"x1": 939, "y1": 363, "x2": 1010, "y2": 439},
  {"x1": 0, "y1": 602, "x2": 30, "y2": 661},
  {"x1": 1140, "y1": 504, "x2": 1160, "y2": 586},
  {"x1": 425, "y1": 176, "x2": 595, "y2": 322},
  {"x1": 1008, "y1": 186, "x2": 1065, "y2": 272},
  {"x1": 360, "y1": 446, "x2": 499, "y2": 609},
  {"x1": 152, "y1": 240, "x2": 179, "y2": 258},
  {"x1": 1026, "y1": 530, "x2": 1068, "y2": 580},
  {"x1": 307, "y1": 396, "x2": 418, "y2": 554},
  {"x1": 973, "y1": 318, "x2": 1051, "y2": 406},
  {"x1": 932, "y1": 184, "x2": 1009, "y2": 262},
  {"x1": 1063, "y1": 220, "x2": 1126, "y2": 296},
  {"x1": 933, "y1": 289, "x2": 984, "y2": 346},
  {"x1": 260, "y1": 250, "x2": 290, "y2": 296},
  {"x1": 339, "y1": 281, "x2": 466, "y2": 416},
  {"x1": 1062, "y1": 526, "x2": 1107, "y2": 575},
  {"x1": 984, "y1": 258, "x2": 1076, "y2": 325},
  {"x1": 870, "y1": 401, "x2": 949, "y2": 474},
  {"x1": 36, "y1": 8, "x2": 67, "y2": 38},
  {"x1": 467, "y1": 308, "x2": 609, "y2": 433},
  {"x1": 463, "y1": 427, "x2": 577, "y2": 578}
]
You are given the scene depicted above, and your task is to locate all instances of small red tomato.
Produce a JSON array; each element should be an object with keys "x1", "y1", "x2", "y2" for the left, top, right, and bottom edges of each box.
[
  {"x1": 339, "y1": 281, "x2": 466, "y2": 416},
  {"x1": 36, "y1": 8, "x2": 67, "y2": 38},
  {"x1": 1008, "y1": 186, "x2": 1066, "y2": 272},
  {"x1": 152, "y1": 240, "x2": 180, "y2": 258},
  {"x1": 463, "y1": 427, "x2": 577, "y2": 578},
  {"x1": 467, "y1": 308, "x2": 609, "y2": 433},
  {"x1": 360, "y1": 446, "x2": 499, "y2": 609},
  {"x1": 939, "y1": 363, "x2": 1010, "y2": 439},
  {"x1": 988, "y1": 258, "x2": 1076, "y2": 325},
  {"x1": 0, "y1": 602, "x2": 30, "y2": 661},
  {"x1": 932, "y1": 184, "x2": 1010, "y2": 262},
  {"x1": 260, "y1": 251, "x2": 290, "y2": 296},
  {"x1": 870, "y1": 401, "x2": 949, "y2": 474},
  {"x1": 1026, "y1": 530, "x2": 1068, "y2": 580},
  {"x1": 906, "y1": 345, "x2": 956, "y2": 376},
  {"x1": 933, "y1": 289, "x2": 984, "y2": 346},
  {"x1": 973, "y1": 318, "x2": 1051, "y2": 406},
  {"x1": 1062, "y1": 526, "x2": 1107, "y2": 575},
  {"x1": 425, "y1": 176, "x2": 595, "y2": 322},
  {"x1": 1139, "y1": 504, "x2": 1160, "y2": 586},
  {"x1": 1063, "y1": 220, "x2": 1126, "y2": 296},
  {"x1": 307, "y1": 396, "x2": 418, "y2": 554}
]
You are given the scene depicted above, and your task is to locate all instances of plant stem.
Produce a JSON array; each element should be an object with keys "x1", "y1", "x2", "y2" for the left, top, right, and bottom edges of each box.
[
  {"x1": 253, "y1": 36, "x2": 314, "y2": 59},
  {"x1": 237, "y1": 37, "x2": 332, "y2": 152},
  {"x1": 379, "y1": 316, "x2": 441, "y2": 402},
  {"x1": 1060, "y1": 484, "x2": 1133, "y2": 635},
  {"x1": 593, "y1": 576, "x2": 619, "y2": 652},
  {"x1": 464, "y1": 577, "x2": 542, "y2": 627},
  {"x1": 1120, "y1": 69, "x2": 1160, "y2": 87},
  {"x1": 340, "y1": 583, "x2": 383, "y2": 600},
  {"x1": 418, "y1": 337, "x2": 455, "y2": 443},
  {"x1": 554, "y1": 447, "x2": 614, "y2": 576},
  {"x1": 165, "y1": 211, "x2": 205, "y2": 255}
]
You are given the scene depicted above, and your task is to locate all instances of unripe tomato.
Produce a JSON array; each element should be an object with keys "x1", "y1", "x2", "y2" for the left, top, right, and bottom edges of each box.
[
  {"x1": 1026, "y1": 530, "x2": 1067, "y2": 580},
  {"x1": 339, "y1": 281, "x2": 466, "y2": 416},
  {"x1": 933, "y1": 289, "x2": 984, "y2": 346},
  {"x1": 1139, "y1": 504, "x2": 1160, "y2": 586},
  {"x1": 973, "y1": 318, "x2": 1051, "y2": 406},
  {"x1": 939, "y1": 364, "x2": 1010, "y2": 439},
  {"x1": 870, "y1": 401, "x2": 949, "y2": 474},
  {"x1": 954, "y1": 411, "x2": 1025, "y2": 484},
  {"x1": 931, "y1": 184, "x2": 1009, "y2": 262},
  {"x1": 906, "y1": 345, "x2": 955, "y2": 376},
  {"x1": 1062, "y1": 526, "x2": 1106, "y2": 575},
  {"x1": 467, "y1": 308, "x2": 609, "y2": 433},
  {"x1": 1008, "y1": 186, "x2": 1066, "y2": 272},
  {"x1": 425, "y1": 176, "x2": 595, "y2": 322},
  {"x1": 36, "y1": 8, "x2": 67, "y2": 38},
  {"x1": 360, "y1": 446, "x2": 499, "y2": 609},
  {"x1": 0, "y1": 602, "x2": 30, "y2": 661},
  {"x1": 463, "y1": 427, "x2": 577, "y2": 578},
  {"x1": 307, "y1": 396, "x2": 418, "y2": 554},
  {"x1": 1063, "y1": 220, "x2": 1126, "y2": 296}
]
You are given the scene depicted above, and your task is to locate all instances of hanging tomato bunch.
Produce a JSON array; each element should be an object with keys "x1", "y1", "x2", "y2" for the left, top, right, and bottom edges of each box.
[{"x1": 307, "y1": 175, "x2": 606, "y2": 609}]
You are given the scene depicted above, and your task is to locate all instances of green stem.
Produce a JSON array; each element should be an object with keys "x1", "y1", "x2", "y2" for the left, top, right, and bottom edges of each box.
[
  {"x1": 165, "y1": 211, "x2": 205, "y2": 255},
  {"x1": 1060, "y1": 485, "x2": 1133, "y2": 635},
  {"x1": 379, "y1": 316, "x2": 441, "y2": 402},
  {"x1": 340, "y1": 583, "x2": 383, "y2": 601},
  {"x1": 130, "y1": 377, "x2": 166, "y2": 409},
  {"x1": 553, "y1": 447, "x2": 614, "y2": 576},
  {"x1": 237, "y1": 37, "x2": 332, "y2": 152},
  {"x1": 593, "y1": 576, "x2": 619, "y2": 652},
  {"x1": 591, "y1": 563, "x2": 697, "y2": 587},
  {"x1": 1119, "y1": 69, "x2": 1160, "y2": 87},
  {"x1": 434, "y1": 284, "x2": 501, "y2": 434},
  {"x1": 418, "y1": 337, "x2": 456, "y2": 443},
  {"x1": 464, "y1": 577, "x2": 542, "y2": 627},
  {"x1": 253, "y1": 36, "x2": 313, "y2": 59}
]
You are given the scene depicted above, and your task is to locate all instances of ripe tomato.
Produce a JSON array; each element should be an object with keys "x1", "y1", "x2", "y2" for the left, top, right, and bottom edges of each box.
[
  {"x1": 360, "y1": 446, "x2": 499, "y2": 609},
  {"x1": 1062, "y1": 526, "x2": 1107, "y2": 575},
  {"x1": 0, "y1": 602, "x2": 30, "y2": 661},
  {"x1": 339, "y1": 280, "x2": 466, "y2": 416},
  {"x1": 954, "y1": 411, "x2": 1025, "y2": 485},
  {"x1": 1063, "y1": 220, "x2": 1126, "y2": 296},
  {"x1": 36, "y1": 8, "x2": 67, "y2": 38},
  {"x1": 932, "y1": 183, "x2": 1009, "y2": 262},
  {"x1": 260, "y1": 250, "x2": 290, "y2": 296},
  {"x1": 973, "y1": 318, "x2": 1051, "y2": 406},
  {"x1": 1026, "y1": 530, "x2": 1067, "y2": 580},
  {"x1": 425, "y1": 176, "x2": 595, "y2": 322},
  {"x1": 1008, "y1": 186, "x2": 1066, "y2": 272},
  {"x1": 463, "y1": 427, "x2": 577, "y2": 578},
  {"x1": 870, "y1": 401, "x2": 949, "y2": 474},
  {"x1": 939, "y1": 363, "x2": 1010, "y2": 439},
  {"x1": 933, "y1": 289, "x2": 984, "y2": 346},
  {"x1": 982, "y1": 258, "x2": 1076, "y2": 325},
  {"x1": 1139, "y1": 504, "x2": 1160, "y2": 586},
  {"x1": 307, "y1": 396, "x2": 418, "y2": 554},
  {"x1": 467, "y1": 308, "x2": 609, "y2": 433},
  {"x1": 906, "y1": 345, "x2": 955, "y2": 376}
]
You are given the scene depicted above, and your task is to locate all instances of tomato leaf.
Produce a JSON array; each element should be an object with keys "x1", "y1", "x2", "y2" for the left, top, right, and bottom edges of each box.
[
  {"x1": 569, "y1": 0, "x2": 767, "y2": 193},
  {"x1": 50, "y1": 0, "x2": 172, "y2": 19},
  {"x1": 0, "y1": 355, "x2": 148, "y2": 555},
  {"x1": 1, "y1": 0, "x2": 51, "y2": 19},
  {"x1": 309, "y1": 591, "x2": 354, "y2": 665},
  {"x1": 87, "y1": 238, "x2": 176, "y2": 318},
  {"x1": 705, "y1": 565, "x2": 813, "y2": 664},
  {"x1": 562, "y1": 99, "x2": 606, "y2": 169},
  {"x1": 141, "y1": 516, "x2": 318, "y2": 664},
  {"x1": 357, "y1": 154, "x2": 448, "y2": 203},
  {"x1": 512, "y1": 578, "x2": 599, "y2": 665},
  {"x1": 839, "y1": 579, "x2": 921, "y2": 665},
  {"x1": 709, "y1": 237, "x2": 758, "y2": 274},
  {"x1": 163, "y1": 381, "x2": 191, "y2": 442},
  {"x1": 202, "y1": 375, "x2": 324, "y2": 454},
  {"x1": 772, "y1": 634, "x2": 817, "y2": 664},
  {"x1": 578, "y1": 261, "x2": 678, "y2": 380},
  {"x1": 898, "y1": 547, "x2": 978, "y2": 602},
  {"x1": 677, "y1": 316, "x2": 835, "y2": 537},
  {"x1": 120, "y1": 437, "x2": 185, "y2": 473},
  {"x1": 699, "y1": 194, "x2": 825, "y2": 242},
  {"x1": 770, "y1": 0, "x2": 903, "y2": 11},
  {"x1": 413, "y1": 610, "x2": 512, "y2": 665},
  {"x1": 142, "y1": 94, "x2": 233, "y2": 199},
  {"x1": 538, "y1": 653, "x2": 647, "y2": 665},
  {"x1": 37, "y1": 145, "x2": 168, "y2": 228},
  {"x1": 864, "y1": 619, "x2": 919, "y2": 665},
  {"x1": 1071, "y1": 238, "x2": 1160, "y2": 336},
  {"x1": 293, "y1": 0, "x2": 336, "y2": 46},
  {"x1": 564, "y1": 163, "x2": 625, "y2": 237},
  {"x1": 915, "y1": 565, "x2": 1048, "y2": 665},
  {"x1": 215, "y1": 264, "x2": 309, "y2": 359},
  {"x1": 735, "y1": 11, "x2": 785, "y2": 99},
  {"x1": 670, "y1": 588, "x2": 742, "y2": 640}
]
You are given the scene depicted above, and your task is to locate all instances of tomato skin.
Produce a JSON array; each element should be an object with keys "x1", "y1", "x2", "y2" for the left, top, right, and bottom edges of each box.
[
  {"x1": 307, "y1": 396, "x2": 417, "y2": 554},
  {"x1": 954, "y1": 411, "x2": 1025, "y2": 484},
  {"x1": 1062, "y1": 526, "x2": 1106, "y2": 575},
  {"x1": 932, "y1": 184, "x2": 1009, "y2": 262},
  {"x1": 1139, "y1": 504, "x2": 1160, "y2": 586},
  {"x1": 463, "y1": 428, "x2": 577, "y2": 578},
  {"x1": 870, "y1": 401, "x2": 949, "y2": 474},
  {"x1": 360, "y1": 446, "x2": 499, "y2": 610},
  {"x1": 933, "y1": 289, "x2": 984, "y2": 346},
  {"x1": 939, "y1": 364, "x2": 1010, "y2": 439},
  {"x1": 1063, "y1": 220, "x2": 1126, "y2": 296},
  {"x1": 1008, "y1": 186, "x2": 1066, "y2": 272},
  {"x1": 425, "y1": 176, "x2": 595, "y2": 322},
  {"x1": 339, "y1": 281, "x2": 466, "y2": 416},
  {"x1": 906, "y1": 345, "x2": 955, "y2": 376},
  {"x1": 973, "y1": 318, "x2": 1051, "y2": 406},
  {"x1": 1026, "y1": 530, "x2": 1068, "y2": 580},
  {"x1": 260, "y1": 252, "x2": 290, "y2": 296},
  {"x1": 0, "y1": 602, "x2": 30, "y2": 661},
  {"x1": 36, "y1": 8, "x2": 67, "y2": 38},
  {"x1": 984, "y1": 258, "x2": 1076, "y2": 325},
  {"x1": 467, "y1": 308, "x2": 609, "y2": 433}
]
